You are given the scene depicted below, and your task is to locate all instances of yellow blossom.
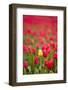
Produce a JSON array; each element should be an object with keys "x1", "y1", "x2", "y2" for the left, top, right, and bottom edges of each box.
[{"x1": 38, "y1": 49, "x2": 43, "y2": 56}]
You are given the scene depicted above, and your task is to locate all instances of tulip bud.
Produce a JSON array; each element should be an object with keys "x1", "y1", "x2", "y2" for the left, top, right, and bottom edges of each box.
[
  {"x1": 38, "y1": 49, "x2": 43, "y2": 56},
  {"x1": 23, "y1": 60, "x2": 28, "y2": 69},
  {"x1": 34, "y1": 56, "x2": 39, "y2": 64}
]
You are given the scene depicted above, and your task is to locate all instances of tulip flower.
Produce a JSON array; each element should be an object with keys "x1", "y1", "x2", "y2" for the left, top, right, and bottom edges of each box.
[
  {"x1": 34, "y1": 56, "x2": 39, "y2": 64},
  {"x1": 38, "y1": 49, "x2": 43, "y2": 56},
  {"x1": 43, "y1": 50, "x2": 48, "y2": 57},
  {"x1": 23, "y1": 60, "x2": 28, "y2": 69},
  {"x1": 42, "y1": 44, "x2": 50, "y2": 51},
  {"x1": 42, "y1": 44, "x2": 50, "y2": 57},
  {"x1": 23, "y1": 45, "x2": 29, "y2": 53},
  {"x1": 44, "y1": 60, "x2": 48, "y2": 66},
  {"x1": 44, "y1": 59, "x2": 54, "y2": 69},
  {"x1": 50, "y1": 36, "x2": 54, "y2": 41},
  {"x1": 47, "y1": 59, "x2": 54, "y2": 69},
  {"x1": 53, "y1": 52, "x2": 57, "y2": 59},
  {"x1": 32, "y1": 31, "x2": 37, "y2": 36},
  {"x1": 36, "y1": 43, "x2": 40, "y2": 49},
  {"x1": 26, "y1": 29, "x2": 32, "y2": 34},
  {"x1": 50, "y1": 41, "x2": 55, "y2": 48},
  {"x1": 31, "y1": 48, "x2": 36, "y2": 54}
]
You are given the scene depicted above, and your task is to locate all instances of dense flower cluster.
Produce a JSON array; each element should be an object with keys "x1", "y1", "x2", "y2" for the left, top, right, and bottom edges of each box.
[{"x1": 23, "y1": 15, "x2": 57, "y2": 74}]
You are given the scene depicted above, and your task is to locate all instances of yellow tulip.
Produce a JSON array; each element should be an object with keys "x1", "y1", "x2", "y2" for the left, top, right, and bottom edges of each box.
[{"x1": 38, "y1": 49, "x2": 43, "y2": 56}]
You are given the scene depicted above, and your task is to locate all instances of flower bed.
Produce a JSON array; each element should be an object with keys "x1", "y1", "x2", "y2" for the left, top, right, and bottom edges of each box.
[{"x1": 23, "y1": 15, "x2": 57, "y2": 74}]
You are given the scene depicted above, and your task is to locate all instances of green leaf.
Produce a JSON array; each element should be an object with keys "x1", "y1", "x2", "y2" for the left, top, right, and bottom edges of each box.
[
  {"x1": 28, "y1": 66, "x2": 31, "y2": 73},
  {"x1": 39, "y1": 65, "x2": 42, "y2": 71},
  {"x1": 44, "y1": 66, "x2": 49, "y2": 73},
  {"x1": 46, "y1": 49, "x2": 54, "y2": 60},
  {"x1": 49, "y1": 70, "x2": 54, "y2": 73},
  {"x1": 23, "y1": 68, "x2": 27, "y2": 74},
  {"x1": 34, "y1": 67, "x2": 39, "y2": 74},
  {"x1": 44, "y1": 69, "x2": 48, "y2": 73},
  {"x1": 53, "y1": 59, "x2": 57, "y2": 73}
]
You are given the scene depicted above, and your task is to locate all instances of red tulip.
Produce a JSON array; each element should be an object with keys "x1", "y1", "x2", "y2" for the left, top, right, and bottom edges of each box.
[
  {"x1": 23, "y1": 45, "x2": 29, "y2": 53},
  {"x1": 42, "y1": 44, "x2": 50, "y2": 50},
  {"x1": 47, "y1": 59, "x2": 54, "y2": 69},
  {"x1": 39, "y1": 31, "x2": 46, "y2": 37},
  {"x1": 34, "y1": 56, "x2": 39, "y2": 64},
  {"x1": 26, "y1": 29, "x2": 32, "y2": 34},
  {"x1": 32, "y1": 31, "x2": 37, "y2": 36},
  {"x1": 24, "y1": 29, "x2": 31, "y2": 35},
  {"x1": 50, "y1": 36, "x2": 54, "y2": 41},
  {"x1": 50, "y1": 41, "x2": 55, "y2": 48},
  {"x1": 44, "y1": 60, "x2": 48, "y2": 66},
  {"x1": 46, "y1": 44, "x2": 50, "y2": 50},
  {"x1": 38, "y1": 37, "x2": 44, "y2": 44},
  {"x1": 23, "y1": 60, "x2": 28, "y2": 69},
  {"x1": 44, "y1": 59, "x2": 54, "y2": 69},
  {"x1": 31, "y1": 48, "x2": 36, "y2": 54},
  {"x1": 36, "y1": 43, "x2": 40, "y2": 49},
  {"x1": 40, "y1": 39, "x2": 44, "y2": 44},
  {"x1": 42, "y1": 44, "x2": 47, "y2": 50},
  {"x1": 43, "y1": 49, "x2": 48, "y2": 57},
  {"x1": 25, "y1": 37, "x2": 31, "y2": 44},
  {"x1": 53, "y1": 52, "x2": 57, "y2": 59},
  {"x1": 42, "y1": 44, "x2": 50, "y2": 57}
]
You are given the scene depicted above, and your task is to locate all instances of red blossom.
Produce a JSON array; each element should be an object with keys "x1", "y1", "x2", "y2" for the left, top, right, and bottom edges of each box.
[
  {"x1": 43, "y1": 49, "x2": 48, "y2": 57},
  {"x1": 44, "y1": 59, "x2": 54, "y2": 69},
  {"x1": 44, "y1": 60, "x2": 48, "y2": 66},
  {"x1": 25, "y1": 37, "x2": 31, "y2": 44},
  {"x1": 46, "y1": 44, "x2": 50, "y2": 50},
  {"x1": 26, "y1": 29, "x2": 32, "y2": 34},
  {"x1": 32, "y1": 31, "x2": 37, "y2": 36},
  {"x1": 31, "y1": 48, "x2": 36, "y2": 54},
  {"x1": 34, "y1": 56, "x2": 39, "y2": 64},
  {"x1": 53, "y1": 52, "x2": 57, "y2": 59},
  {"x1": 28, "y1": 45, "x2": 36, "y2": 54},
  {"x1": 23, "y1": 45, "x2": 29, "y2": 53},
  {"x1": 36, "y1": 43, "x2": 40, "y2": 49},
  {"x1": 28, "y1": 45, "x2": 32, "y2": 50},
  {"x1": 47, "y1": 59, "x2": 54, "y2": 69},
  {"x1": 50, "y1": 36, "x2": 54, "y2": 41},
  {"x1": 38, "y1": 37, "x2": 44, "y2": 44},
  {"x1": 50, "y1": 41, "x2": 55, "y2": 48},
  {"x1": 40, "y1": 39, "x2": 44, "y2": 44},
  {"x1": 23, "y1": 60, "x2": 28, "y2": 69},
  {"x1": 42, "y1": 44, "x2": 47, "y2": 50},
  {"x1": 39, "y1": 31, "x2": 46, "y2": 37},
  {"x1": 42, "y1": 44, "x2": 50, "y2": 57},
  {"x1": 47, "y1": 47, "x2": 50, "y2": 53},
  {"x1": 24, "y1": 29, "x2": 32, "y2": 35}
]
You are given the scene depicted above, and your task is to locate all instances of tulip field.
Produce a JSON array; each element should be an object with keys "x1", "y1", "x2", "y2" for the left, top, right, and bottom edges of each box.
[{"x1": 23, "y1": 15, "x2": 57, "y2": 74}]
